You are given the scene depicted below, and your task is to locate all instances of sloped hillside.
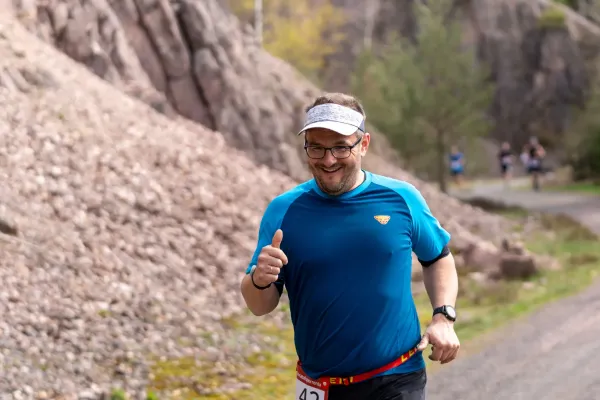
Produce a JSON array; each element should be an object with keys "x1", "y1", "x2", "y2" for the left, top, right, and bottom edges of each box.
[
  {"x1": 13, "y1": 0, "x2": 315, "y2": 181},
  {"x1": 9, "y1": 0, "x2": 522, "y2": 247},
  {"x1": 0, "y1": 15, "x2": 297, "y2": 396},
  {"x1": 13, "y1": 0, "x2": 600, "y2": 167}
]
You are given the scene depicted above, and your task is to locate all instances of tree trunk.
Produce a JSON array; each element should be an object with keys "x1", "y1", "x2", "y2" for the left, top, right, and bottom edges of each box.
[
  {"x1": 254, "y1": 0, "x2": 263, "y2": 45},
  {"x1": 437, "y1": 129, "x2": 448, "y2": 193},
  {"x1": 364, "y1": 0, "x2": 380, "y2": 50}
]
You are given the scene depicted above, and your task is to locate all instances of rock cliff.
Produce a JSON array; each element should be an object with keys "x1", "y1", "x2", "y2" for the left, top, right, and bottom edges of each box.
[
  {"x1": 312, "y1": 0, "x2": 600, "y2": 148},
  {"x1": 466, "y1": 0, "x2": 600, "y2": 147},
  {"x1": 14, "y1": 0, "x2": 317, "y2": 181}
]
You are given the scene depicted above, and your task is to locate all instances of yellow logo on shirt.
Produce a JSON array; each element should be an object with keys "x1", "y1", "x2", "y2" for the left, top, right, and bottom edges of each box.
[{"x1": 374, "y1": 215, "x2": 390, "y2": 225}]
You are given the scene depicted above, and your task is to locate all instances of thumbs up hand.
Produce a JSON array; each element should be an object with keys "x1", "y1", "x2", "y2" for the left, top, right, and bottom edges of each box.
[{"x1": 252, "y1": 229, "x2": 288, "y2": 288}]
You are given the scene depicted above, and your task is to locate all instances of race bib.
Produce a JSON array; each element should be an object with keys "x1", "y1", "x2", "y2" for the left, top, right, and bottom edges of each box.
[{"x1": 296, "y1": 369, "x2": 328, "y2": 400}]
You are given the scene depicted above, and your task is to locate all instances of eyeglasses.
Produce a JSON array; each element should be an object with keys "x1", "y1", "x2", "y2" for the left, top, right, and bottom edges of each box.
[{"x1": 304, "y1": 136, "x2": 362, "y2": 159}]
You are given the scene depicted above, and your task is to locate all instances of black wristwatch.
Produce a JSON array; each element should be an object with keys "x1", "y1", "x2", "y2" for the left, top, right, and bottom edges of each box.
[
  {"x1": 433, "y1": 305, "x2": 457, "y2": 322},
  {"x1": 250, "y1": 265, "x2": 272, "y2": 290}
]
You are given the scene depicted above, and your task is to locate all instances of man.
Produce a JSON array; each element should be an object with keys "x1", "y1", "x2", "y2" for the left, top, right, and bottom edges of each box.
[
  {"x1": 498, "y1": 141, "x2": 514, "y2": 186},
  {"x1": 448, "y1": 145, "x2": 465, "y2": 187},
  {"x1": 522, "y1": 136, "x2": 546, "y2": 191},
  {"x1": 240, "y1": 93, "x2": 459, "y2": 400}
]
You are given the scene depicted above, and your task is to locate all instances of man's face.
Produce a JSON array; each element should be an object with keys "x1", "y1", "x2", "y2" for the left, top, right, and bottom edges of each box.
[{"x1": 304, "y1": 128, "x2": 370, "y2": 196}]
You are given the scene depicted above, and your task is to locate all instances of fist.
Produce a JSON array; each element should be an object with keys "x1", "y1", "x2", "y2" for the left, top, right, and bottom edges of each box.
[{"x1": 252, "y1": 229, "x2": 288, "y2": 288}]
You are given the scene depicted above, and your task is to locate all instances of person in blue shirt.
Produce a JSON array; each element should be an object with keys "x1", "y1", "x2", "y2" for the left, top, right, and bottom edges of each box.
[
  {"x1": 448, "y1": 146, "x2": 465, "y2": 187},
  {"x1": 240, "y1": 93, "x2": 460, "y2": 400}
]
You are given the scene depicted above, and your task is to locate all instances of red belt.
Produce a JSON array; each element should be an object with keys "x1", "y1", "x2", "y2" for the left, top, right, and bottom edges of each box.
[{"x1": 296, "y1": 345, "x2": 420, "y2": 387}]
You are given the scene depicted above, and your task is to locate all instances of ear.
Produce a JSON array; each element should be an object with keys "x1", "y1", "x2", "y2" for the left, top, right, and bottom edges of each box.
[{"x1": 359, "y1": 132, "x2": 370, "y2": 156}]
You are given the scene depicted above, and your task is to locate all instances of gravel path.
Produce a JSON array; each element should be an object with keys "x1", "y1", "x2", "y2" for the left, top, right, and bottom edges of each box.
[
  {"x1": 452, "y1": 179, "x2": 600, "y2": 234},
  {"x1": 428, "y1": 181, "x2": 600, "y2": 400},
  {"x1": 427, "y1": 280, "x2": 600, "y2": 400}
]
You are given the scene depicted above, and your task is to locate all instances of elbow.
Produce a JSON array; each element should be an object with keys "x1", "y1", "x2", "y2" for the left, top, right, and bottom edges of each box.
[
  {"x1": 248, "y1": 307, "x2": 270, "y2": 317},
  {"x1": 244, "y1": 298, "x2": 275, "y2": 317}
]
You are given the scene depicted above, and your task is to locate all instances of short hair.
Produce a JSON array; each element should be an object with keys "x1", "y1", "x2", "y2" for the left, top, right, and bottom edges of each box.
[{"x1": 305, "y1": 92, "x2": 366, "y2": 117}]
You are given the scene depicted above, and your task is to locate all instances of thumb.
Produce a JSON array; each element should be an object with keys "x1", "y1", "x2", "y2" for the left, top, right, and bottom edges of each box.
[
  {"x1": 417, "y1": 334, "x2": 429, "y2": 351},
  {"x1": 272, "y1": 229, "x2": 283, "y2": 249}
]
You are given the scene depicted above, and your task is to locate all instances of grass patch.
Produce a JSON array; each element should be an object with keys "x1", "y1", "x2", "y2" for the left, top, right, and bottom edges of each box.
[
  {"x1": 543, "y1": 181, "x2": 600, "y2": 196},
  {"x1": 148, "y1": 210, "x2": 600, "y2": 399},
  {"x1": 148, "y1": 317, "x2": 298, "y2": 399}
]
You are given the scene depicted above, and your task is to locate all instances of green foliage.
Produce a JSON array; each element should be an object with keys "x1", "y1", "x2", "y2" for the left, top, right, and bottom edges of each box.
[
  {"x1": 146, "y1": 391, "x2": 159, "y2": 400},
  {"x1": 566, "y1": 78, "x2": 600, "y2": 182},
  {"x1": 227, "y1": 0, "x2": 346, "y2": 80},
  {"x1": 351, "y1": 0, "x2": 495, "y2": 192},
  {"x1": 552, "y1": 0, "x2": 577, "y2": 9},
  {"x1": 538, "y1": 6, "x2": 567, "y2": 29},
  {"x1": 110, "y1": 389, "x2": 127, "y2": 400}
]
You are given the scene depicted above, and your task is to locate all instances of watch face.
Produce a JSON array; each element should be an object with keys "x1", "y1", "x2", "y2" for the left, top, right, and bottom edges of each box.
[{"x1": 446, "y1": 306, "x2": 457, "y2": 319}]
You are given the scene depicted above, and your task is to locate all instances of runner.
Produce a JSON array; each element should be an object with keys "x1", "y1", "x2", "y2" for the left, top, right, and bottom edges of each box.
[
  {"x1": 522, "y1": 136, "x2": 546, "y2": 191},
  {"x1": 498, "y1": 141, "x2": 514, "y2": 186},
  {"x1": 448, "y1": 146, "x2": 465, "y2": 187},
  {"x1": 241, "y1": 93, "x2": 460, "y2": 400}
]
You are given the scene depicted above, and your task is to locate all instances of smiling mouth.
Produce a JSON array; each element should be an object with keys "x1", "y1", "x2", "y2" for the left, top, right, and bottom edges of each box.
[{"x1": 321, "y1": 167, "x2": 342, "y2": 174}]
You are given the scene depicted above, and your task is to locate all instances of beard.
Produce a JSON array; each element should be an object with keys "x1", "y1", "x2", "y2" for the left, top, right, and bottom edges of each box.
[{"x1": 310, "y1": 163, "x2": 360, "y2": 196}]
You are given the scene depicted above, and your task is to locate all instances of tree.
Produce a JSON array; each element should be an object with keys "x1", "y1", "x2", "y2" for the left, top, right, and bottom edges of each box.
[
  {"x1": 565, "y1": 79, "x2": 600, "y2": 183},
  {"x1": 352, "y1": 0, "x2": 495, "y2": 193},
  {"x1": 227, "y1": 0, "x2": 346, "y2": 81}
]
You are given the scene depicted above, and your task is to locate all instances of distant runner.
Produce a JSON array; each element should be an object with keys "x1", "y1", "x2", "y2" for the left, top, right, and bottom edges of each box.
[
  {"x1": 522, "y1": 136, "x2": 546, "y2": 191},
  {"x1": 241, "y1": 93, "x2": 460, "y2": 400},
  {"x1": 449, "y1": 146, "x2": 465, "y2": 187},
  {"x1": 498, "y1": 141, "x2": 514, "y2": 186}
]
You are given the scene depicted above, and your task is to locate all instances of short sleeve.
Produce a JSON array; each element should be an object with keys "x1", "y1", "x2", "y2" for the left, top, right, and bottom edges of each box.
[{"x1": 405, "y1": 186, "x2": 451, "y2": 263}]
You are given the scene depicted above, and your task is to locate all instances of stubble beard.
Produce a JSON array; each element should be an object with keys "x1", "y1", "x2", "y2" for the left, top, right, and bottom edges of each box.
[{"x1": 311, "y1": 164, "x2": 360, "y2": 196}]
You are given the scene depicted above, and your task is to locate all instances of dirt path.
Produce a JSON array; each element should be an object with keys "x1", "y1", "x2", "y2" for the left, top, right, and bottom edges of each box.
[
  {"x1": 452, "y1": 178, "x2": 600, "y2": 234},
  {"x1": 427, "y1": 180, "x2": 600, "y2": 400}
]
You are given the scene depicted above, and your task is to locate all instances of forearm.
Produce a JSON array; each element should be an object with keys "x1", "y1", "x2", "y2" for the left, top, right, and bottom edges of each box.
[
  {"x1": 240, "y1": 274, "x2": 281, "y2": 316},
  {"x1": 422, "y1": 253, "x2": 458, "y2": 309}
]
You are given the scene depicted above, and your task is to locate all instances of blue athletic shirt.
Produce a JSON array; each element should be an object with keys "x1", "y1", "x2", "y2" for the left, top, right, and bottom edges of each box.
[
  {"x1": 449, "y1": 152, "x2": 464, "y2": 172},
  {"x1": 246, "y1": 170, "x2": 451, "y2": 380}
]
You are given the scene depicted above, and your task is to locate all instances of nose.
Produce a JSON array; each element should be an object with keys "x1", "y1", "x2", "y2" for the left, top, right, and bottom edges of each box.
[{"x1": 321, "y1": 150, "x2": 337, "y2": 167}]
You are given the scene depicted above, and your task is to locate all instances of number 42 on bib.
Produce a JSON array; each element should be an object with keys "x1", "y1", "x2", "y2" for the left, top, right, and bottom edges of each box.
[{"x1": 296, "y1": 369, "x2": 328, "y2": 400}]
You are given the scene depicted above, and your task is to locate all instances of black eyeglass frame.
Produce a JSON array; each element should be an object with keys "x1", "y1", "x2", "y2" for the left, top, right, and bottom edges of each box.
[{"x1": 303, "y1": 136, "x2": 363, "y2": 159}]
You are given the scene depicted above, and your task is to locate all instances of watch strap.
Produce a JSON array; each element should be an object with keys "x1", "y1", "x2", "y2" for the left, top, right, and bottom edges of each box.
[
  {"x1": 250, "y1": 265, "x2": 272, "y2": 290},
  {"x1": 433, "y1": 305, "x2": 456, "y2": 321}
]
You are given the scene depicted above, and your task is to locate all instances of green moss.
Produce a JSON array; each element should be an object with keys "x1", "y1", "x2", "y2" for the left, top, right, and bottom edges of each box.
[
  {"x1": 110, "y1": 389, "x2": 127, "y2": 400},
  {"x1": 538, "y1": 6, "x2": 567, "y2": 29},
  {"x1": 146, "y1": 391, "x2": 159, "y2": 400}
]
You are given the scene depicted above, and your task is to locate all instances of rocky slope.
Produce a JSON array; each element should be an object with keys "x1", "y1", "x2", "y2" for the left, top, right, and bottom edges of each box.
[
  {"x1": 0, "y1": 13, "x2": 298, "y2": 397},
  {"x1": 14, "y1": 0, "x2": 600, "y2": 171},
  {"x1": 7, "y1": 0, "x2": 527, "y2": 246},
  {"x1": 0, "y1": 3, "x2": 554, "y2": 399},
  {"x1": 13, "y1": 0, "x2": 316, "y2": 182}
]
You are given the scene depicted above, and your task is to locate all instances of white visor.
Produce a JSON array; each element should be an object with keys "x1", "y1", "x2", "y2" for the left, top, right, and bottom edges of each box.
[{"x1": 298, "y1": 103, "x2": 365, "y2": 136}]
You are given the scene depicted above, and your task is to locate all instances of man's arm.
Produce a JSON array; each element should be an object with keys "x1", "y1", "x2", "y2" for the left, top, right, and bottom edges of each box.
[
  {"x1": 240, "y1": 275, "x2": 282, "y2": 316},
  {"x1": 404, "y1": 184, "x2": 460, "y2": 363},
  {"x1": 422, "y1": 252, "x2": 458, "y2": 312}
]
